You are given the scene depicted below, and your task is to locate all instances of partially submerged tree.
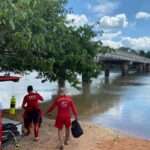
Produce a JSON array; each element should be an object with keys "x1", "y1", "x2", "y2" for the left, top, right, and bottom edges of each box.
[
  {"x1": 74, "y1": 25, "x2": 102, "y2": 85},
  {"x1": 39, "y1": 24, "x2": 104, "y2": 88},
  {"x1": 0, "y1": 0, "x2": 108, "y2": 90}
]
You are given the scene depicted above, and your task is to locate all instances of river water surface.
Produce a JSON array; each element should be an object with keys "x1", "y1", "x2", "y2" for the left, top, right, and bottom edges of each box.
[{"x1": 1, "y1": 72, "x2": 150, "y2": 139}]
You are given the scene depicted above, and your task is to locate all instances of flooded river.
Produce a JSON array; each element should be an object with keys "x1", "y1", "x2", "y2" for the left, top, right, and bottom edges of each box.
[
  {"x1": 84, "y1": 73, "x2": 150, "y2": 140},
  {"x1": 1, "y1": 72, "x2": 150, "y2": 139}
]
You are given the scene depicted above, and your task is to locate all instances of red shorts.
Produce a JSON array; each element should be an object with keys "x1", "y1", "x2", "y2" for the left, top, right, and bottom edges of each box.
[{"x1": 55, "y1": 116, "x2": 71, "y2": 129}]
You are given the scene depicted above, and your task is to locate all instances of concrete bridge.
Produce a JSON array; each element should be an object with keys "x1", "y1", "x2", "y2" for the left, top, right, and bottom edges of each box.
[{"x1": 96, "y1": 50, "x2": 150, "y2": 79}]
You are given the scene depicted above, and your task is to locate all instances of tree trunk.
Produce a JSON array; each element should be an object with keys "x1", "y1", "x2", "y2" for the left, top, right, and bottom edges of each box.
[
  {"x1": 58, "y1": 78, "x2": 65, "y2": 89},
  {"x1": 82, "y1": 74, "x2": 91, "y2": 95}
]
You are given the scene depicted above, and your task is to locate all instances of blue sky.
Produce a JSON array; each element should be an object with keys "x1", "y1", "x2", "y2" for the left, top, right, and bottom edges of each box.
[{"x1": 66, "y1": 0, "x2": 150, "y2": 51}]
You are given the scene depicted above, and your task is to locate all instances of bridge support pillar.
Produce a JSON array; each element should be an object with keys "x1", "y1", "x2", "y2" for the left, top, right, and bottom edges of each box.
[
  {"x1": 104, "y1": 64, "x2": 110, "y2": 80},
  {"x1": 145, "y1": 64, "x2": 150, "y2": 72},
  {"x1": 121, "y1": 63, "x2": 129, "y2": 76},
  {"x1": 143, "y1": 64, "x2": 147, "y2": 72},
  {"x1": 137, "y1": 64, "x2": 144, "y2": 73}
]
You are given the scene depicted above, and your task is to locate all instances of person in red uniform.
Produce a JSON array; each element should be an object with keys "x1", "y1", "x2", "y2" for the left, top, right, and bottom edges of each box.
[
  {"x1": 46, "y1": 88, "x2": 78, "y2": 150},
  {"x1": 22, "y1": 85, "x2": 43, "y2": 141}
]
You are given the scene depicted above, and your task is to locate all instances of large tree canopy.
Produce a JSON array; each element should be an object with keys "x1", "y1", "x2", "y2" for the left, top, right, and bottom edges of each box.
[
  {"x1": 39, "y1": 24, "x2": 103, "y2": 88},
  {"x1": 0, "y1": 0, "x2": 107, "y2": 88},
  {"x1": 0, "y1": 0, "x2": 66, "y2": 71}
]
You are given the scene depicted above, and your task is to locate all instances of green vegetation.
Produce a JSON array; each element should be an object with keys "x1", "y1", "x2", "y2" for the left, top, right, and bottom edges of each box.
[
  {"x1": 138, "y1": 50, "x2": 150, "y2": 58},
  {"x1": 0, "y1": 0, "x2": 111, "y2": 88},
  {"x1": 0, "y1": 0, "x2": 67, "y2": 71}
]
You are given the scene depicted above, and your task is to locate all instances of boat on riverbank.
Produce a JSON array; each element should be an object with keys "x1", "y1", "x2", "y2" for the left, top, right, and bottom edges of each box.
[{"x1": 0, "y1": 76, "x2": 20, "y2": 82}]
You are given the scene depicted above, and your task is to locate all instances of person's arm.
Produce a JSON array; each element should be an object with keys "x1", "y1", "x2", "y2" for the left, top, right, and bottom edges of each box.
[
  {"x1": 22, "y1": 96, "x2": 27, "y2": 109},
  {"x1": 70, "y1": 100, "x2": 78, "y2": 120},
  {"x1": 46, "y1": 100, "x2": 57, "y2": 114},
  {"x1": 37, "y1": 93, "x2": 44, "y2": 102}
]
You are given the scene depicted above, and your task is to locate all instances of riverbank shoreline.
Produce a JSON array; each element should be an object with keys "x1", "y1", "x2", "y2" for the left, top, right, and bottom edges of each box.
[
  {"x1": 3, "y1": 103, "x2": 150, "y2": 150},
  {"x1": 17, "y1": 118, "x2": 150, "y2": 150}
]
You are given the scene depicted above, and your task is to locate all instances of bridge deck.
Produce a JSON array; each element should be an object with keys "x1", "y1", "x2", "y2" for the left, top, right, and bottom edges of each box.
[{"x1": 97, "y1": 50, "x2": 150, "y2": 64}]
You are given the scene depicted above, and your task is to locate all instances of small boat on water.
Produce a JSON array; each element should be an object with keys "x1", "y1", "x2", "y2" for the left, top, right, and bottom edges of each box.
[{"x1": 0, "y1": 76, "x2": 20, "y2": 82}]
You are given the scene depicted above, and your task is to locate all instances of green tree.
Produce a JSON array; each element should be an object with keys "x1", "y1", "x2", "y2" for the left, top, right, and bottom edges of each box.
[
  {"x1": 35, "y1": 24, "x2": 103, "y2": 89},
  {"x1": 0, "y1": 0, "x2": 109, "y2": 90},
  {"x1": 145, "y1": 51, "x2": 150, "y2": 58},
  {"x1": 39, "y1": 25, "x2": 82, "y2": 88},
  {"x1": 0, "y1": 0, "x2": 82, "y2": 88},
  {"x1": 139, "y1": 50, "x2": 146, "y2": 57},
  {"x1": 74, "y1": 25, "x2": 102, "y2": 85},
  {"x1": 0, "y1": 0, "x2": 66, "y2": 72}
]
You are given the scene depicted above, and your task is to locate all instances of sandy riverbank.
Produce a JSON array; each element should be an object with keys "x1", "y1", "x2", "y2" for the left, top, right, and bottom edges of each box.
[{"x1": 17, "y1": 118, "x2": 150, "y2": 150}]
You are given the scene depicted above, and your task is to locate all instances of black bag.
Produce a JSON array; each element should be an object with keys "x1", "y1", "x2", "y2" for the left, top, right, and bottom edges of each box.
[
  {"x1": 71, "y1": 120, "x2": 83, "y2": 138},
  {"x1": 2, "y1": 123, "x2": 20, "y2": 144},
  {"x1": 3, "y1": 123, "x2": 20, "y2": 136}
]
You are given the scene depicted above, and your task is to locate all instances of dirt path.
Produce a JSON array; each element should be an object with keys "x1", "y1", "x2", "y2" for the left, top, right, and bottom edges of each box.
[{"x1": 19, "y1": 118, "x2": 150, "y2": 150}]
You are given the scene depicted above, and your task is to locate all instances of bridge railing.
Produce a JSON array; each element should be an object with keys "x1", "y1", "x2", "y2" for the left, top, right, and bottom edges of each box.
[{"x1": 96, "y1": 50, "x2": 150, "y2": 64}]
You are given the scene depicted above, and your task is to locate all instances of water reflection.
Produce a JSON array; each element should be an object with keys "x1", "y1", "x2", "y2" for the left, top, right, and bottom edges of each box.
[{"x1": 88, "y1": 73, "x2": 150, "y2": 139}]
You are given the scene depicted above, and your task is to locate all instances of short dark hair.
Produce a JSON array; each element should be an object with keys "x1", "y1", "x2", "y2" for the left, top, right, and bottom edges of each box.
[{"x1": 27, "y1": 85, "x2": 33, "y2": 92}]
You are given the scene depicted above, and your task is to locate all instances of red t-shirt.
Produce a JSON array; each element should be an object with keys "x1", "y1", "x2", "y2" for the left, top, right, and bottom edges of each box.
[
  {"x1": 47, "y1": 95, "x2": 78, "y2": 119},
  {"x1": 22, "y1": 92, "x2": 43, "y2": 111}
]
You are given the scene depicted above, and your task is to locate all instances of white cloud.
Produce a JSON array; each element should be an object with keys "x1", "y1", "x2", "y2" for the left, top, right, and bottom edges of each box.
[
  {"x1": 100, "y1": 36, "x2": 150, "y2": 51},
  {"x1": 95, "y1": 35, "x2": 150, "y2": 51},
  {"x1": 92, "y1": 30, "x2": 122, "y2": 43},
  {"x1": 66, "y1": 14, "x2": 89, "y2": 27},
  {"x1": 99, "y1": 14, "x2": 128, "y2": 29},
  {"x1": 122, "y1": 37, "x2": 150, "y2": 51},
  {"x1": 136, "y1": 11, "x2": 150, "y2": 19},
  {"x1": 91, "y1": 1, "x2": 119, "y2": 15},
  {"x1": 102, "y1": 40, "x2": 122, "y2": 49},
  {"x1": 92, "y1": 31, "x2": 122, "y2": 42},
  {"x1": 101, "y1": 31, "x2": 122, "y2": 40}
]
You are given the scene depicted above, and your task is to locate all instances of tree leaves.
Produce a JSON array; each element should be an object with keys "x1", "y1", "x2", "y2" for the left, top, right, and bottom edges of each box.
[{"x1": 0, "y1": 0, "x2": 107, "y2": 88}]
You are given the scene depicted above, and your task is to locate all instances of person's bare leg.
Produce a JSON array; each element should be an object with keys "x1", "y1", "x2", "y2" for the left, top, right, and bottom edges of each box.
[
  {"x1": 64, "y1": 127, "x2": 70, "y2": 145},
  {"x1": 58, "y1": 129, "x2": 64, "y2": 150},
  {"x1": 25, "y1": 123, "x2": 31, "y2": 136},
  {"x1": 34, "y1": 123, "x2": 39, "y2": 141}
]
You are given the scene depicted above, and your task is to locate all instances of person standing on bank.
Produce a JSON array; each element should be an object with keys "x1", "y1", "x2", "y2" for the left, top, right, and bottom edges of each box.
[
  {"x1": 46, "y1": 88, "x2": 78, "y2": 150},
  {"x1": 22, "y1": 85, "x2": 43, "y2": 141}
]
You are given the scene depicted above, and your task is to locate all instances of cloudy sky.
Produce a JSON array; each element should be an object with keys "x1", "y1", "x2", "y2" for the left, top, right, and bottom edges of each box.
[{"x1": 66, "y1": 0, "x2": 150, "y2": 51}]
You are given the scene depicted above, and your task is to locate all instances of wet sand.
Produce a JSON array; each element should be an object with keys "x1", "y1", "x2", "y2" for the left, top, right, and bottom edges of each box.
[{"x1": 19, "y1": 118, "x2": 150, "y2": 150}]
